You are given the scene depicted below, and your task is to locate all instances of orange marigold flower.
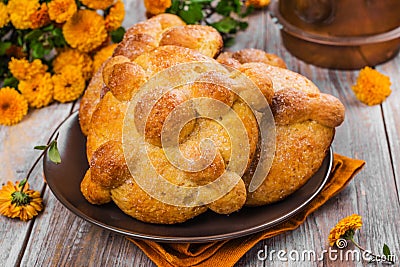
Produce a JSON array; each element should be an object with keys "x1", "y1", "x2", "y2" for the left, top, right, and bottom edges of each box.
[
  {"x1": 30, "y1": 3, "x2": 50, "y2": 29},
  {"x1": 53, "y1": 49, "x2": 93, "y2": 81},
  {"x1": 351, "y1": 67, "x2": 392, "y2": 106},
  {"x1": 0, "y1": 87, "x2": 28, "y2": 126},
  {"x1": 52, "y1": 65, "x2": 86, "y2": 103},
  {"x1": 8, "y1": 58, "x2": 48, "y2": 81},
  {"x1": 92, "y1": 44, "x2": 117, "y2": 74},
  {"x1": 328, "y1": 214, "x2": 362, "y2": 247},
  {"x1": 47, "y1": 0, "x2": 77, "y2": 24},
  {"x1": 144, "y1": 0, "x2": 171, "y2": 15},
  {"x1": 246, "y1": 0, "x2": 270, "y2": 8},
  {"x1": 105, "y1": 0, "x2": 125, "y2": 31},
  {"x1": 0, "y1": 2, "x2": 9, "y2": 28},
  {"x1": 62, "y1": 9, "x2": 108, "y2": 53},
  {"x1": 0, "y1": 179, "x2": 43, "y2": 221},
  {"x1": 18, "y1": 73, "x2": 53, "y2": 108},
  {"x1": 80, "y1": 0, "x2": 115, "y2": 10},
  {"x1": 7, "y1": 0, "x2": 40, "y2": 29}
]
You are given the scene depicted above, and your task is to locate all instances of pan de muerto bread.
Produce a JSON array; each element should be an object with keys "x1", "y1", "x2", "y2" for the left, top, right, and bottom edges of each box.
[{"x1": 79, "y1": 14, "x2": 345, "y2": 224}]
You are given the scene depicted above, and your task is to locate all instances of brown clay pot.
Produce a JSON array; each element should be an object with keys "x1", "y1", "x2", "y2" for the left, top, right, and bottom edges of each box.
[{"x1": 271, "y1": 0, "x2": 400, "y2": 69}]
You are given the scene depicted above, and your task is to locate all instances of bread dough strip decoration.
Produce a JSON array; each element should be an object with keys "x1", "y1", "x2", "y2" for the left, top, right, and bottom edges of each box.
[{"x1": 122, "y1": 62, "x2": 276, "y2": 207}]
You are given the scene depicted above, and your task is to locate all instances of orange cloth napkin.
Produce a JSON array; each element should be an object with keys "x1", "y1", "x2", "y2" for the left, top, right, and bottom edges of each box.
[{"x1": 127, "y1": 154, "x2": 365, "y2": 267}]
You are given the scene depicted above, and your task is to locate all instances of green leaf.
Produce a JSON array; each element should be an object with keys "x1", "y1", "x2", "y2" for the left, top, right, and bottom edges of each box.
[
  {"x1": 216, "y1": 1, "x2": 233, "y2": 16},
  {"x1": 31, "y1": 42, "x2": 45, "y2": 59},
  {"x1": 51, "y1": 28, "x2": 62, "y2": 37},
  {"x1": 0, "y1": 42, "x2": 11, "y2": 56},
  {"x1": 178, "y1": 3, "x2": 204, "y2": 24},
  {"x1": 223, "y1": 36, "x2": 236, "y2": 47},
  {"x1": 166, "y1": 0, "x2": 181, "y2": 14},
  {"x1": 211, "y1": 17, "x2": 238, "y2": 33},
  {"x1": 3, "y1": 76, "x2": 19, "y2": 88},
  {"x1": 240, "y1": 5, "x2": 254, "y2": 17},
  {"x1": 34, "y1": 145, "x2": 47, "y2": 150},
  {"x1": 238, "y1": 21, "x2": 248, "y2": 30},
  {"x1": 111, "y1": 27, "x2": 126, "y2": 43},
  {"x1": 17, "y1": 35, "x2": 23, "y2": 46},
  {"x1": 383, "y1": 244, "x2": 391, "y2": 258},
  {"x1": 42, "y1": 24, "x2": 54, "y2": 31},
  {"x1": 48, "y1": 140, "x2": 61, "y2": 164},
  {"x1": 24, "y1": 29, "x2": 42, "y2": 41},
  {"x1": 233, "y1": 0, "x2": 242, "y2": 13},
  {"x1": 191, "y1": 0, "x2": 213, "y2": 3}
]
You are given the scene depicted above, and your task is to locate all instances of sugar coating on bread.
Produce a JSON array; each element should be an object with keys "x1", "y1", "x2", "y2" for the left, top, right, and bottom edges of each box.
[{"x1": 79, "y1": 14, "x2": 345, "y2": 224}]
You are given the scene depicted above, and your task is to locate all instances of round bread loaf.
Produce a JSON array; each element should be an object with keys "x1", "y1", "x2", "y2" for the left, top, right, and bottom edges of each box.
[{"x1": 79, "y1": 14, "x2": 345, "y2": 224}]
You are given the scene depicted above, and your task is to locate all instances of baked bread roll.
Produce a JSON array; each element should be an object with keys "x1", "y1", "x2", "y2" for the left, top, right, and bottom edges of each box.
[{"x1": 79, "y1": 14, "x2": 345, "y2": 224}]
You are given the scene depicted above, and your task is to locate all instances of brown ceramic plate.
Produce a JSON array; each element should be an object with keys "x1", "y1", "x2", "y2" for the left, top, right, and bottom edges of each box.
[{"x1": 44, "y1": 112, "x2": 333, "y2": 243}]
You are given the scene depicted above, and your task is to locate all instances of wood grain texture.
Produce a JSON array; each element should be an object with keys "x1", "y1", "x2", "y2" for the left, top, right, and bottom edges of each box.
[
  {"x1": 1, "y1": 1, "x2": 400, "y2": 267},
  {"x1": 0, "y1": 103, "x2": 72, "y2": 266},
  {"x1": 380, "y1": 55, "x2": 400, "y2": 202}
]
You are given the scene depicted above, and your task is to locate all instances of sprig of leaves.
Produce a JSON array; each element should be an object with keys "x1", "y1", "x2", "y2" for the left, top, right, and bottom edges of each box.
[
  {"x1": 22, "y1": 24, "x2": 67, "y2": 61},
  {"x1": 34, "y1": 133, "x2": 61, "y2": 164},
  {"x1": 166, "y1": 0, "x2": 254, "y2": 47}
]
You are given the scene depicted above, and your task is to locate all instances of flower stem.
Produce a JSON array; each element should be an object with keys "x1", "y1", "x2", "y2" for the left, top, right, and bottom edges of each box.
[
  {"x1": 350, "y1": 237, "x2": 395, "y2": 265},
  {"x1": 26, "y1": 132, "x2": 59, "y2": 181}
]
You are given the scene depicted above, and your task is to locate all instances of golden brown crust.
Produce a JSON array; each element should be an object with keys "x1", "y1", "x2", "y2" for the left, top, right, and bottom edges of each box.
[
  {"x1": 272, "y1": 87, "x2": 345, "y2": 127},
  {"x1": 134, "y1": 45, "x2": 212, "y2": 77},
  {"x1": 216, "y1": 52, "x2": 242, "y2": 69},
  {"x1": 107, "y1": 61, "x2": 148, "y2": 101},
  {"x1": 134, "y1": 87, "x2": 195, "y2": 147},
  {"x1": 244, "y1": 121, "x2": 334, "y2": 206},
  {"x1": 86, "y1": 92, "x2": 127, "y2": 160},
  {"x1": 102, "y1": 56, "x2": 131, "y2": 86},
  {"x1": 111, "y1": 179, "x2": 207, "y2": 224},
  {"x1": 159, "y1": 25, "x2": 223, "y2": 58},
  {"x1": 148, "y1": 13, "x2": 186, "y2": 29},
  {"x1": 124, "y1": 19, "x2": 163, "y2": 41},
  {"x1": 238, "y1": 63, "x2": 274, "y2": 105},
  {"x1": 208, "y1": 177, "x2": 247, "y2": 214},
  {"x1": 80, "y1": 170, "x2": 112, "y2": 205},
  {"x1": 232, "y1": 48, "x2": 287, "y2": 68},
  {"x1": 90, "y1": 141, "x2": 131, "y2": 189},
  {"x1": 79, "y1": 14, "x2": 346, "y2": 224},
  {"x1": 79, "y1": 63, "x2": 106, "y2": 136},
  {"x1": 113, "y1": 34, "x2": 158, "y2": 61},
  {"x1": 192, "y1": 70, "x2": 236, "y2": 109}
]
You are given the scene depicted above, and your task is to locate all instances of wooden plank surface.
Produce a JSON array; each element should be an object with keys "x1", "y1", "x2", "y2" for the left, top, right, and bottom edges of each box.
[
  {"x1": 1, "y1": 1, "x2": 400, "y2": 267},
  {"x1": 0, "y1": 103, "x2": 73, "y2": 266}
]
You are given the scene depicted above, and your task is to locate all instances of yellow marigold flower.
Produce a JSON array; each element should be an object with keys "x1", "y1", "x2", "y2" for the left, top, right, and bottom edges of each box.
[
  {"x1": 328, "y1": 214, "x2": 362, "y2": 247},
  {"x1": 30, "y1": 3, "x2": 50, "y2": 29},
  {"x1": 0, "y1": 2, "x2": 10, "y2": 28},
  {"x1": 0, "y1": 179, "x2": 43, "y2": 221},
  {"x1": 92, "y1": 44, "x2": 117, "y2": 74},
  {"x1": 80, "y1": 0, "x2": 115, "y2": 10},
  {"x1": 7, "y1": 0, "x2": 40, "y2": 29},
  {"x1": 246, "y1": 0, "x2": 271, "y2": 8},
  {"x1": 47, "y1": 0, "x2": 77, "y2": 24},
  {"x1": 63, "y1": 9, "x2": 108, "y2": 53},
  {"x1": 53, "y1": 49, "x2": 93, "y2": 81},
  {"x1": 0, "y1": 87, "x2": 28, "y2": 126},
  {"x1": 105, "y1": 0, "x2": 125, "y2": 31},
  {"x1": 8, "y1": 58, "x2": 48, "y2": 81},
  {"x1": 352, "y1": 66, "x2": 392, "y2": 106},
  {"x1": 19, "y1": 73, "x2": 53, "y2": 108},
  {"x1": 52, "y1": 65, "x2": 86, "y2": 103},
  {"x1": 144, "y1": 0, "x2": 171, "y2": 15}
]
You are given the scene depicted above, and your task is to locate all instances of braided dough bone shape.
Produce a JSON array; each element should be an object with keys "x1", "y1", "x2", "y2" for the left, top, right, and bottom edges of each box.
[{"x1": 79, "y1": 14, "x2": 345, "y2": 224}]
